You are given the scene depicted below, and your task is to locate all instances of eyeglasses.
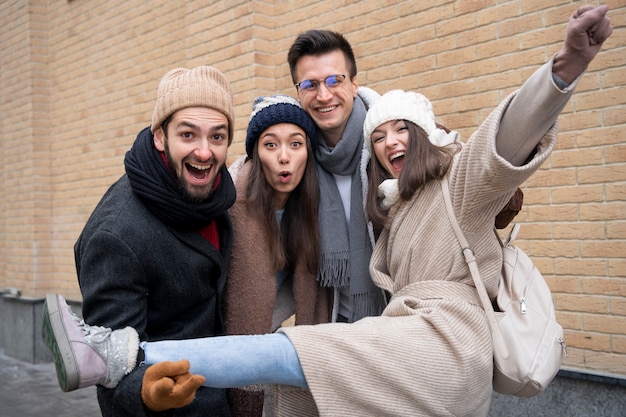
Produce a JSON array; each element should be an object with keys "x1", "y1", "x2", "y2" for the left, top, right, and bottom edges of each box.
[{"x1": 295, "y1": 74, "x2": 351, "y2": 93}]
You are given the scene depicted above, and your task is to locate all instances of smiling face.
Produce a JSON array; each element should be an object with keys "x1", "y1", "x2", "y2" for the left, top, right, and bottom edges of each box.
[
  {"x1": 257, "y1": 122, "x2": 308, "y2": 209},
  {"x1": 294, "y1": 49, "x2": 358, "y2": 147},
  {"x1": 153, "y1": 107, "x2": 229, "y2": 202},
  {"x1": 370, "y1": 119, "x2": 409, "y2": 179}
]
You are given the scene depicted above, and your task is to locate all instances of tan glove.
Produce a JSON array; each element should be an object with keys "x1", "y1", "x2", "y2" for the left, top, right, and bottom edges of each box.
[{"x1": 141, "y1": 360, "x2": 206, "y2": 412}]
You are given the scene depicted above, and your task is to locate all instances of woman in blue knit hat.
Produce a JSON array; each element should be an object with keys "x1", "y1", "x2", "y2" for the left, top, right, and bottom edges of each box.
[{"x1": 223, "y1": 95, "x2": 329, "y2": 417}]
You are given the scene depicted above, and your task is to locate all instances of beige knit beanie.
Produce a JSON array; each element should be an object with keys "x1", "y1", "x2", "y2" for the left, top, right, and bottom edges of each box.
[{"x1": 151, "y1": 66, "x2": 234, "y2": 144}]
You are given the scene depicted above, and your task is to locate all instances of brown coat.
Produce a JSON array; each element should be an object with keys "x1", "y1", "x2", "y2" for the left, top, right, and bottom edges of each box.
[{"x1": 224, "y1": 160, "x2": 330, "y2": 417}]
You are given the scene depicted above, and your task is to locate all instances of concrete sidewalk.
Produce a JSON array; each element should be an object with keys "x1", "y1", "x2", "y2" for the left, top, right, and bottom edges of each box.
[
  {"x1": 2, "y1": 346, "x2": 625, "y2": 417},
  {"x1": 0, "y1": 348, "x2": 100, "y2": 417}
]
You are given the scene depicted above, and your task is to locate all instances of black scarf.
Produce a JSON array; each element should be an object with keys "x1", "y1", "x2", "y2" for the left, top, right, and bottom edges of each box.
[{"x1": 124, "y1": 127, "x2": 236, "y2": 229}]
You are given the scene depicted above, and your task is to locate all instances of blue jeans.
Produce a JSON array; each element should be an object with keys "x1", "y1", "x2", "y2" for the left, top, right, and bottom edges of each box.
[{"x1": 143, "y1": 333, "x2": 307, "y2": 388}]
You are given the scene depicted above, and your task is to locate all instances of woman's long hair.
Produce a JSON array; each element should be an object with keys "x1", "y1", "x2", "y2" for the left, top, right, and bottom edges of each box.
[
  {"x1": 244, "y1": 136, "x2": 320, "y2": 273},
  {"x1": 366, "y1": 121, "x2": 460, "y2": 231}
]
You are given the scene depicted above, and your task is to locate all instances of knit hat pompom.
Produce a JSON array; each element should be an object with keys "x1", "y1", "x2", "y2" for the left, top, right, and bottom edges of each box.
[
  {"x1": 364, "y1": 90, "x2": 454, "y2": 154},
  {"x1": 151, "y1": 66, "x2": 234, "y2": 144},
  {"x1": 245, "y1": 95, "x2": 317, "y2": 159}
]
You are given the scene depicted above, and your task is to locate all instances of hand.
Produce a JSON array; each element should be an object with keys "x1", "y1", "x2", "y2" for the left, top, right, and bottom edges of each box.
[
  {"x1": 141, "y1": 360, "x2": 206, "y2": 412},
  {"x1": 495, "y1": 187, "x2": 523, "y2": 230},
  {"x1": 553, "y1": 5, "x2": 613, "y2": 84}
]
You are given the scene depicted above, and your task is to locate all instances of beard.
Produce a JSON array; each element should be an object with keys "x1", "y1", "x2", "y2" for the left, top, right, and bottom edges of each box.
[{"x1": 162, "y1": 142, "x2": 216, "y2": 204}]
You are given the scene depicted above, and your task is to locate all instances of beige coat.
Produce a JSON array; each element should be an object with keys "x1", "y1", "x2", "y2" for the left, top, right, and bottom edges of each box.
[{"x1": 276, "y1": 61, "x2": 568, "y2": 417}]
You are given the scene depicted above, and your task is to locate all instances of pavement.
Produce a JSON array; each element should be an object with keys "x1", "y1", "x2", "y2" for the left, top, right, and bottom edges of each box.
[
  {"x1": 0, "y1": 348, "x2": 101, "y2": 417},
  {"x1": 2, "y1": 346, "x2": 625, "y2": 417}
]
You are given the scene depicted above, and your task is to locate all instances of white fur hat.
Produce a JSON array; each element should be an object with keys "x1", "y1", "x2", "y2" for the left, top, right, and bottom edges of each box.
[{"x1": 363, "y1": 90, "x2": 454, "y2": 154}]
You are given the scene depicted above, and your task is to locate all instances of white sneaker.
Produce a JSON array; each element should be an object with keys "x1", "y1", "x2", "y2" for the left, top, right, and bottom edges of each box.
[{"x1": 42, "y1": 294, "x2": 139, "y2": 391}]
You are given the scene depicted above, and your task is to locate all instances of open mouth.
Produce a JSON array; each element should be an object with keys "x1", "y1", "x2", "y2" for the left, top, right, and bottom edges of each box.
[
  {"x1": 318, "y1": 105, "x2": 337, "y2": 113},
  {"x1": 186, "y1": 162, "x2": 211, "y2": 181},
  {"x1": 390, "y1": 152, "x2": 405, "y2": 171},
  {"x1": 279, "y1": 171, "x2": 292, "y2": 183}
]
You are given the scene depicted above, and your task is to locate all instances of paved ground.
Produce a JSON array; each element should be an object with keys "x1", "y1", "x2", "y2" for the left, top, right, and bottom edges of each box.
[
  {"x1": 0, "y1": 349, "x2": 101, "y2": 417},
  {"x1": 2, "y1": 347, "x2": 625, "y2": 417}
]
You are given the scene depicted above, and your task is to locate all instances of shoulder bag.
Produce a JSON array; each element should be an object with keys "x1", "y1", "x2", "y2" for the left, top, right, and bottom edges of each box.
[{"x1": 441, "y1": 177, "x2": 567, "y2": 397}]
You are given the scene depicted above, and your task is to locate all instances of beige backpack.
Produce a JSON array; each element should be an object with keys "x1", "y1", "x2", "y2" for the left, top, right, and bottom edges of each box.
[{"x1": 441, "y1": 177, "x2": 567, "y2": 397}]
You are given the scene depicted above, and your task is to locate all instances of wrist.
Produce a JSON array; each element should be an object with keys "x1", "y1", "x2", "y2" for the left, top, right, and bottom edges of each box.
[{"x1": 552, "y1": 49, "x2": 587, "y2": 85}]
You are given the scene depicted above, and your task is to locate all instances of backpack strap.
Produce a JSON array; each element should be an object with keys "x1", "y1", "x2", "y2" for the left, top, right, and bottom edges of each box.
[
  {"x1": 494, "y1": 222, "x2": 520, "y2": 248},
  {"x1": 440, "y1": 177, "x2": 509, "y2": 359}
]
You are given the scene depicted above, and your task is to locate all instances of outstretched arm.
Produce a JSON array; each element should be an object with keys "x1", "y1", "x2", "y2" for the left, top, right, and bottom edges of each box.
[
  {"x1": 496, "y1": 5, "x2": 613, "y2": 166},
  {"x1": 139, "y1": 333, "x2": 307, "y2": 410}
]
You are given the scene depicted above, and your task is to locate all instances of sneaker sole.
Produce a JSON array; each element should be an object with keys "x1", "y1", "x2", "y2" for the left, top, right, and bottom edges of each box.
[{"x1": 42, "y1": 294, "x2": 79, "y2": 392}]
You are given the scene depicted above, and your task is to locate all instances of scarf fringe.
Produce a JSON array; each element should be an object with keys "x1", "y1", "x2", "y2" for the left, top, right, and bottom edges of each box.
[
  {"x1": 351, "y1": 290, "x2": 387, "y2": 322},
  {"x1": 317, "y1": 253, "x2": 350, "y2": 288}
]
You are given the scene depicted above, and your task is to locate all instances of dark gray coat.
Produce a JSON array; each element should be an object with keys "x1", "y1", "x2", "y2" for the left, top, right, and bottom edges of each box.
[{"x1": 76, "y1": 174, "x2": 233, "y2": 417}]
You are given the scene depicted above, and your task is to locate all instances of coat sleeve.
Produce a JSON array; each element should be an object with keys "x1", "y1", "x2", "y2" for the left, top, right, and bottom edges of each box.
[
  {"x1": 76, "y1": 229, "x2": 153, "y2": 416},
  {"x1": 77, "y1": 229, "x2": 149, "y2": 334},
  {"x1": 495, "y1": 57, "x2": 580, "y2": 166},
  {"x1": 101, "y1": 368, "x2": 231, "y2": 417}
]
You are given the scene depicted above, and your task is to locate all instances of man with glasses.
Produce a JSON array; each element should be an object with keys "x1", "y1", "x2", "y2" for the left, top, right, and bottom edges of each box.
[
  {"x1": 287, "y1": 30, "x2": 526, "y2": 325},
  {"x1": 287, "y1": 31, "x2": 387, "y2": 324}
]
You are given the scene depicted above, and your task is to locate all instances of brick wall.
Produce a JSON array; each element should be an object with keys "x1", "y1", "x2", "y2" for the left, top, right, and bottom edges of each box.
[{"x1": 1, "y1": 0, "x2": 624, "y2": 377}]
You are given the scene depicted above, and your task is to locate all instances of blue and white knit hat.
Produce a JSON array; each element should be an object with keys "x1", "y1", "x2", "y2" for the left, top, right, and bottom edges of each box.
[{"x1": 245, "y1": 95, "x2": 317, "y2": 159}]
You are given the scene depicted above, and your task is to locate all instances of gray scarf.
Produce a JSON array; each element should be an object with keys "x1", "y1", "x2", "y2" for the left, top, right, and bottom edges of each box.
[{"x1": 315, "y1": 96, "x2": 386, "y2": 322}]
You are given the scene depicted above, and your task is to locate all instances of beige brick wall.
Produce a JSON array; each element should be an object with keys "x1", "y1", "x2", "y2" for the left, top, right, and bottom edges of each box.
[{"x1": 1, "y1": 0, "x2": 624, "y2": 377}]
